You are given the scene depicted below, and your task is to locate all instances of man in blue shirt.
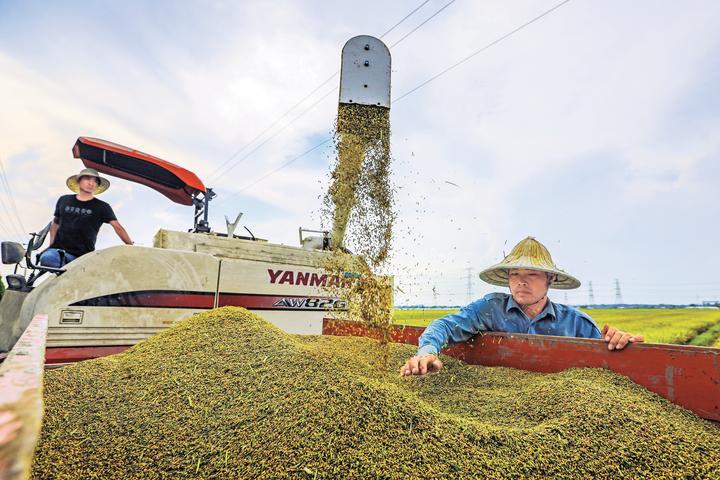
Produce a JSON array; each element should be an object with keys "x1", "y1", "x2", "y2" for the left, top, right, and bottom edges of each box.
[{"x1": 400, "y1": 237, "x2": 644, "y2": 376}]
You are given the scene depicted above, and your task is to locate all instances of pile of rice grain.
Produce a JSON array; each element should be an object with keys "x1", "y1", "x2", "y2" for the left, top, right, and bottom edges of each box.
[{"x1": 33, "y1": 308, "x2": 720, "y2": 479}]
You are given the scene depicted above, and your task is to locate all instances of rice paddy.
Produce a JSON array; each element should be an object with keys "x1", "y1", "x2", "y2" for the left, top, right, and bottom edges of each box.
[{"x1": 394, "y1": 307, "x2": 720, "y2": 346}]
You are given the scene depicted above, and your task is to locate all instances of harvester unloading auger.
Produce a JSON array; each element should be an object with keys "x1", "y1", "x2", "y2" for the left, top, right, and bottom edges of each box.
[
  {"x1": 330, "y1": 35, "x2": 391, "y2": 257},
  {"x1": 0, "y1": 32, "x2": 718, "y2": 480}
]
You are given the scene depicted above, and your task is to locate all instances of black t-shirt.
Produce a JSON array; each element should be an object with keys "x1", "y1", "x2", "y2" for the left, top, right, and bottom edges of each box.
[{"x1": 50, "y1": 194, "x2": 117, "y2": 257}]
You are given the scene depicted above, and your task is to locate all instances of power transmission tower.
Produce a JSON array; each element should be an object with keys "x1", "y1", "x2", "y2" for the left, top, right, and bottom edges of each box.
[
  {"x1": 465, "y1": 267, "x2": 472, "y2": 303},
  {"x1": 588, "y1": 281, "x2": 595, "y2": 305},
  {"x1": 614, "y1": 279, "x2": 623, "y2": 305},
  {"x1": 432, "y1": 285, "x2": 438, "y2": 306}
]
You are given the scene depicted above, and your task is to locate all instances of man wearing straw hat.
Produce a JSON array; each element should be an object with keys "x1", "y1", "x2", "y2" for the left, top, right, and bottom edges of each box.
[
  {"x1": 39, "y1": 168, "x2": 133, "y2": 267},
  {"x1": 400, "y1": 237, "x2": 644, "y2": 377}
]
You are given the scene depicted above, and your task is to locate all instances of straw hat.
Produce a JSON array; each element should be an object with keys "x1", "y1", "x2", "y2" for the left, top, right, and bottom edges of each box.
[
  {"x1": 66, "y1": 168, "x2": 110, "y2": 195},
  {"x1": 479, "y1": 236, "x2": 581, "y2": 290}
]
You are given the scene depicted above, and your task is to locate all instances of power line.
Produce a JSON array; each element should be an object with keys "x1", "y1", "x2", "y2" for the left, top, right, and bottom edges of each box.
[
  {"x1": 398, "y1": 291, "x2": 472, "y2": 298},
  {"x1": 222, "y1": 139, "x2": 332, "y2": 202},
  {"x1": 210, "y1": 88, "x2": 337, "y2": 209},
  {"x1": 583, "y1": 281, "x2": 720, "y2": 287},
  {"x1": 229, "y1": 0, "x2": 573, "y2": 191},
  {"x1": 388, "y1": 0, "x2": 456, "y2": 48},
  {"x1": 205, "y1": 72, "x2": 339, "y2": 185},
  {"x1": 0, "y1": 203, "x2": 24, "y2": 241},
  {"x1": 210, "y1": 85, "x2": 338, "y2": 198},
  {"x1": 0, "y1": 154, "x2": 27, "y2": 236},
  {"x1": 205, "y1": 0, "x2": 441, "y2": 185},
  {"x1": 395, "y1": 275, "x2": 720, "y2": 290},
  {"x1": 392, "y1": 0, "x2": 573, "y2": 104},
  {"x1": 0, "y1": 206, "x2": 21, "y2": 240},
  {"x1": 0, "y1": 187, "x2": 24, "y2": 241},
  {"x1": 380, "y1": 0, "x2": 432, "y2": 38}
]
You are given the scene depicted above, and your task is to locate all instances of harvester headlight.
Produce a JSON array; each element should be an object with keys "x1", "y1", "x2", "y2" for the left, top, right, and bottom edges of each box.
[{"x1": 6, "y1": 274, "x2": 27, "y2": 291}]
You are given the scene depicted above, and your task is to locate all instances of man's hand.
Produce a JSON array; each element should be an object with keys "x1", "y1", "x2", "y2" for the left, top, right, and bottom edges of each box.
[
  {"x1": 400, "y1": 354, "x2": 443, "y2": 377},
  {"x1": 601, "y1": 324, "x2": 644, "y2": 350},
  {"x1": 110, "y1": 220, "x2": 134, "y2": 245}
]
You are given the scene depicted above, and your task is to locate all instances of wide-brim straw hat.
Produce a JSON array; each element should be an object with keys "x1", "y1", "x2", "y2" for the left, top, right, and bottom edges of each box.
[
  {"x1": 479, "y1": 236, "x2": 581, "y2": 290},
  {"x1": 66, "y1": 168, "x2": 110, "y2": 195}
]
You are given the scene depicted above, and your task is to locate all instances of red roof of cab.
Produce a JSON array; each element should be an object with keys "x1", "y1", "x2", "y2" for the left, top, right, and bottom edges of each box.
[{"x1": 72, "y1": 137, "x2": 206, "y2": 206}]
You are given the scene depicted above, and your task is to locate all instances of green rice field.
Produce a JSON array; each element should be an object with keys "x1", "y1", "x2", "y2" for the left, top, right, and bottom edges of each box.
[{"x1": 393, "y1": 308, "x2": 720, "y2": 346}]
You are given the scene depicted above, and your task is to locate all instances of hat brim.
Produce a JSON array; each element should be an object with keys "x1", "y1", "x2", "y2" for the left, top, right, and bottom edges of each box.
[
  {"x1": 66, "y1": 175, "x2": 110, "y2": 195},
  {"x1": 479, "y1": 264, "x2": 581, "y2": 290}
]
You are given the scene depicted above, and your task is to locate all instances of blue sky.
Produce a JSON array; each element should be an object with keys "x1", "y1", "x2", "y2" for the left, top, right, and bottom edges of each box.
[{"x1": 1, "y1": 0, "x2": 719, "y2": 305}]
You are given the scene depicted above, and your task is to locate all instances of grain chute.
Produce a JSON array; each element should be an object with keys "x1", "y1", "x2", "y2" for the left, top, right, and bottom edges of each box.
[{"x1": 339, "y1": 35, "x2": 391, "y2": 108}]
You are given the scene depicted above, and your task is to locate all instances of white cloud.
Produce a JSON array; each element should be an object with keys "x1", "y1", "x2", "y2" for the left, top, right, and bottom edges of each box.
[{"x1": 1, "y1": 0, "x2": 719, "y2": 304}]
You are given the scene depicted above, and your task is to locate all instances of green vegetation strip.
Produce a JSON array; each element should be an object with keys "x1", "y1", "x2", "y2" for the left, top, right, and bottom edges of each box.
[
  {"x1": 689, "y1": 321, "x2": 720, "y2": 346},
  {"x1": 585, "y1": 309, "x2": 720, "y2": 345},
  {"x1": 34, "y1": 307, "x2": 719, "y2": 479},
  {"x1": 393, "y1": 308, "x2": 459, "y2": 327}
]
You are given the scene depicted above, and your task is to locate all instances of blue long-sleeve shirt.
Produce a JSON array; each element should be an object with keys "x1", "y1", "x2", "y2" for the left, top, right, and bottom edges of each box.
[{"x1": 416, "y1": 293, "x2": 602, "y2": 356}]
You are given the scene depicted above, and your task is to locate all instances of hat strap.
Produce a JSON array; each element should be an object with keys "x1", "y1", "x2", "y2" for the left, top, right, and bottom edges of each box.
[{"x1": 516, "y1": 294, "x2": 547, "y2": 309}]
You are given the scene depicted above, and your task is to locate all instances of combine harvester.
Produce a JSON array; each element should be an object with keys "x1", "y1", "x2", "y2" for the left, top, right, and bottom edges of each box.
[
  {"x1": 0, "y1": 34, "x2": 718, "y2": 479},
  {"x1": 0, "y1": 34, "x2": 394, "y2": 367},
  {"x1": 0, "y1": 136, "x2": 347, "y2": 366}
]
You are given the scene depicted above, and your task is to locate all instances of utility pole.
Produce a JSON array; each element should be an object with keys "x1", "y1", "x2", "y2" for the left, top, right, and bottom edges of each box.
[
  {"x1": 465, "y1": 267, "x2": 472, "y2": 303},
  {"x1": 588, "y1": 281, "x2": 595, "y2": 305},
  {"x1": 614, "y1": 279, "x2": 623, "y2": 305},
  {"x1": 564, "y1": 292, "x2": 569, "y2": 305}
]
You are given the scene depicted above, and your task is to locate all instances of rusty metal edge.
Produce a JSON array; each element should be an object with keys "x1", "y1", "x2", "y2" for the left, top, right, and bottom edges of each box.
[
  {"x1": 477, "y1": 330, "x2": 720, "y2": 353},
  {"x1": 0, "y1": 314, "x2": 48, "y2": 480}
]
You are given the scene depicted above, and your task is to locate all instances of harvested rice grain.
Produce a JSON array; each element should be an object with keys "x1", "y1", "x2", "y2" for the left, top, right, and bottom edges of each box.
[{"x1": 33, "y1": 308, "x2": 720, "y2": 480}]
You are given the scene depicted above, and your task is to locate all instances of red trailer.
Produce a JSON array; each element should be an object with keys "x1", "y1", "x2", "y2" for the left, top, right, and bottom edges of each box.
[{"x1": 323, "y1": 318, "x2": 720, "y2": 424}]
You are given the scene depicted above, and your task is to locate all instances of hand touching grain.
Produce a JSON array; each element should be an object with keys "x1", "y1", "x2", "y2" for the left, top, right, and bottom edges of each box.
[{"x1": 400, "y1": 354, "x2": 443, "y2": 377}]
